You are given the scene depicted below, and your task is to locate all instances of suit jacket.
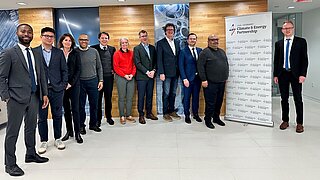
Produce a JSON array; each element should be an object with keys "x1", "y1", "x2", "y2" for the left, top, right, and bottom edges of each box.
[
  {"x1": 179, "y1": 46, "x2": 202, "y2": 82},
  {"x1": 134, "y1": 43, "x2": 157, "y2": 81},
  {"x1": 0, "y1": 44, "x2": 48, "y2": 103},
  {"x1": 156, "y1": 37, "x2": 180, "y2": 78},
  {"x1": 34, "y1": 45, "x2": 68, "y2": 92},
  {"x1": 66, "y1": 49, "x2": 81, "y2": 86},
  {"x1": 91, "y1": 44, "x2": 116, "y2": 76},
  {"x1": 274, "y1": 36, "x2": 308, "y2": 79}
]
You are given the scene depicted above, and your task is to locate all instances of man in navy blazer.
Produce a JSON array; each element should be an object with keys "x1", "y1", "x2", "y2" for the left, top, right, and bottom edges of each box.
[
  {"x1": 274, "y1": 20, "x2": 308, "y2": 133},
  {"x1": 0, "y1": 24, "x2": 49, "y2": 176},
  {"x1": 179, "y1": 33, "x2": 202, "y2": 124},
  {"x1": 34, "y1": 27, "x2": 68, "y2": 153},
  {"x1": 157, "y1": 23, "x2": 181, "y2": 122}
]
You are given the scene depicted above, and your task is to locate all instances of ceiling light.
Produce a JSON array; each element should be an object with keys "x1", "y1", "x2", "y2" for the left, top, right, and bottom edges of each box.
[
  {"x1": 118, "y1": 0, "x2": 126, "y2": 2},
  {"x1": 287, "y1": 6, "x2": 295, "y2": 9},
  {"x1": 17, "y1": 2, "x2": 27, "y2": 6}
]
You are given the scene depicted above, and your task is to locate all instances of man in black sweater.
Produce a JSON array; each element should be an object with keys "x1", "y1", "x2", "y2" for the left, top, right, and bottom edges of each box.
[{"x1": 197, "y1": 34, "x2": 229, "y2": 129}]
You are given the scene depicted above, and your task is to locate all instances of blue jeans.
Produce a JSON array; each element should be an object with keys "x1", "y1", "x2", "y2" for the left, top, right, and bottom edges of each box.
[
  {"x1": 79, "y1": 77, "x2": 99, "y2": 128},
  {"x1": 162, "y1": 76, "x2": 178, "y2": 115}
]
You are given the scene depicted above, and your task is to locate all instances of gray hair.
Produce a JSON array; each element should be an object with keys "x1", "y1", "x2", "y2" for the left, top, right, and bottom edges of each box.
[{"x1": 119, "y1": 37, "x2": 129, "y2": 45}]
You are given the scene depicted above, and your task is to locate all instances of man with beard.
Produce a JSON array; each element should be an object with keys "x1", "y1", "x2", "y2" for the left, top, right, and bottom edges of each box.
[{"x1": 0, "y1": 24, "x2": 49, "y2": 176}]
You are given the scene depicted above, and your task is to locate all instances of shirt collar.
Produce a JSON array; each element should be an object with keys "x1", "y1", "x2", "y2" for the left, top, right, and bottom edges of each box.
[
  {"x1": 165, "y1": 36, "x2": 174, "y2": 43},
  {"x1": 41, "y1": 44, "x2": 52, "y2": 52},
  {"x1": 99, "y1": 44, "x2": 108, "y2": 50},
  {"x1": 79, "y1": 46, "x2": 90, "y2": 51},
  {"x1": 17, "y1": 43, "x2": 30, "y2": 51}
]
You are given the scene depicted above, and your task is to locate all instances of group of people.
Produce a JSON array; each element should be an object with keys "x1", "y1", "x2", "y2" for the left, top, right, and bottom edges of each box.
[{"x1": 0, "y1": 20, "x2": 308, "y2": 177}]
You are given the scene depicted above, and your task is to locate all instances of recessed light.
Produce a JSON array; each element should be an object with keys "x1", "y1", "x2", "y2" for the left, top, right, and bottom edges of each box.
[
  {"x1": 17, "y1": 2, "x2": 27, "y2": 6},
  {"x1": 118, "y1": 0, "x2": 126, "y2": 2},
  {"x1": 287, "y1": 6, "x2": 295, "y2": 9}
]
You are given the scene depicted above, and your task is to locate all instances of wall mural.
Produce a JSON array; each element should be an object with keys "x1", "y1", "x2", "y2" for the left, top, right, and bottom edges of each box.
[
  {"x1": 154, "y1": 4, "x2": 189, "y2": 114},
  {"x1": 0, "y1": 10, "x2": 19, "y2": 53}
]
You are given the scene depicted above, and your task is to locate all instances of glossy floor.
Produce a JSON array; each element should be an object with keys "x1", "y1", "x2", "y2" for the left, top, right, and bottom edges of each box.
[{"x1": 0, "y1": 97, "x2": 319, "y2": 180}]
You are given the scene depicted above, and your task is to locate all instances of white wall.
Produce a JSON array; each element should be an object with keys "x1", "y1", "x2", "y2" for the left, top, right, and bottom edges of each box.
[{"x1": 302, "y1": 7, "x2": 320, "y2": 101}]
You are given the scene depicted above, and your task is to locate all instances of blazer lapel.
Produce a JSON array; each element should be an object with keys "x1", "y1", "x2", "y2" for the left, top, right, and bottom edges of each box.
[
  {"x1": 14, "y1": 45, "x2": 29, "y2": 72},
  {"x1": 32, "y1": 49, "x2": 41, "y2": 79},
  {"x1": 174, "y1": 39, "x2": 179, "y2": 56},
  {"x1": 163, "y1": 38, "x2": 175, "y2": 56},
  {"x1": 140, "y1": 43, "x2": 150, "y2": 60}
]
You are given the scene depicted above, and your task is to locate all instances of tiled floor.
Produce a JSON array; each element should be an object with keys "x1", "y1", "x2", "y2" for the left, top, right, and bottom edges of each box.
[{"x1": 0, "y1": 97, "x2": 320, "y2": 179}]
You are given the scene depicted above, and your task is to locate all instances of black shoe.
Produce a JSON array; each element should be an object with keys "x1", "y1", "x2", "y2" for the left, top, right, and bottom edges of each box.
[
  {"x1": 25, "y1": 154, "x2": 49, "y2": 163},
  {"x1": 146, "y1": 113, "x2": 158, "y2": 120},
  {"x1": 139, "y1": 116, "x2": 146, "y2": 124},
  {"x1": 80, "y1": 127, "x2": 86, "y2": 135},
  {"x1": 5, "y1": 164, "x2": 24, "y2": 176},
  {"x1": 61, "y1": 131, "x2": 73, "y2": 141},
  {"x1": 75, "y1": 133, "x2": 83, "y2": 144},
  {"x1": 107, "y1": 118, "x2": 115, "y2": 125},
  {"x1": 185, "y1": 116, "x2": 191, "y2": 124},
  {"x1": 213, "y1": 119, "x2": 225, "y2": 126},
  {"x1": 193, "y1": 115, "x2": 202, "y2": 122},
  {"x1": 96, "y1": 121, "x2": 101, "y2": 127},
  {"x1": 205, "y1": 121, "x2": 215, "y2": 129},
  {"x1": 89, "y1": 126, "x2": 102, "y2": 132}
]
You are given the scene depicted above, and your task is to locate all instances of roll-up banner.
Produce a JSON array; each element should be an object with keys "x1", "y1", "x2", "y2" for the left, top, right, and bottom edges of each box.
[{"x1": 225, "y1": 12, "x2": 273, "y2": 127}]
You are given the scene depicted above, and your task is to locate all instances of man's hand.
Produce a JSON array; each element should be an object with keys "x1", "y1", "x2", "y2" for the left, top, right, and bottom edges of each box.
[
  {"x1": 183, "y1": 79, "x2": 189, "y2": 88},
  {"x1": 274, "y1": 77, "x2": 278, "y2": 84},
  {"x1": 42, "y1": 96, "x2": 49, "y2": 109},
  {"x1": 160, "y1": 74, "x2": 165, "y2": 81},
  {"x1": 98, "y1": 82, "x2": 103, "y2": 91},
  {"x1": 299, "y1": 76, "x2": 306, "y2": 83},
  {"x1": 202, "y1": 81, "x2": 208, "y2": 88},
  {"x1": 148, "y1": 70, "x2": 155, "y2": 78}
]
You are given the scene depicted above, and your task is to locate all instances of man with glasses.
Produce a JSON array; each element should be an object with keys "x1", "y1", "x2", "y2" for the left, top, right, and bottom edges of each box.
[
  {"x1": 76, "y1": 34, "x2": 103, "y2": 134},
  {"x1": 197, "y1": 34, "x2": 229, "y2": 129},
  {"x1": 274, "y1": 20, "x2": 308, "y2": 133},
  {"x1": 35, "y1": 27, "x2": 68, "y2": 153},
  {"x1": 156, "y1": 23, "x2": 181, "y2": 122}
]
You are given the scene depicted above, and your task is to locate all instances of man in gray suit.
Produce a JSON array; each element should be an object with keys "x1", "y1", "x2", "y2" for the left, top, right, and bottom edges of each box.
[{"x1": 0, "y1": 24, "x2": 49, "y2": 176}]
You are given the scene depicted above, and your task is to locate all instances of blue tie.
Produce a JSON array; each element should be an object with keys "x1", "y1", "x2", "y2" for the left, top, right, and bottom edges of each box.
[
  {"x1": 26, "y1": 48, "x2": 37, "y2": 93},
  {"x1": 285, "y1": 39, "x2": 290, "y2": 70}
]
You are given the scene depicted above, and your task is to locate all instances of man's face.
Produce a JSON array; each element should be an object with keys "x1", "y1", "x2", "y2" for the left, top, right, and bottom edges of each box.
[
  {"x1": 17, "y1": 25, "x2": 33, "y2": 46},
  {"x1": 139, "y1": 32, "x2": 148, "y2": 44},
  {"x1": 78, "y1": 34, "x2": 89, "y2": 49},
  {"x1": 41, "y1": 31, "x2": 55, "y2": 46},
  {"x1": 99, "y1": 33, "x2": 109, "y2": 46},
  {"x1": 187, "y1": 35, "x2": 197, "y2": 47},
  {"x1": 165, "y1": 26, "x2": 175, "y2": 39},
  {"x1": 281, "y1": 22, "x2": 294, "y2": 37},
  {"x1": 208, "y1": 35, "x2": 219, "y2": 49}
]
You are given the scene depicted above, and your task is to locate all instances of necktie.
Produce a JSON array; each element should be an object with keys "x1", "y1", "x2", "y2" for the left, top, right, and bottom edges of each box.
[
  {"x1": 103, "y1": 47, "x2": 106, "y2": 51},
  {"x1": 285, "y1": 39, "x2": 290, "y2": 70},
  {"x1": 192, "y1": 47, "x2": 197, "y2": 60},
  {"x1": 26, "y1": 48, "x2": 37, "y2": 93}
]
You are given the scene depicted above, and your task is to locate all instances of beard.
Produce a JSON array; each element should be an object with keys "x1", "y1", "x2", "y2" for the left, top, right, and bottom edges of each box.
[{"x1": 18, "y1": 36, "x2": 33, "y2": 46}]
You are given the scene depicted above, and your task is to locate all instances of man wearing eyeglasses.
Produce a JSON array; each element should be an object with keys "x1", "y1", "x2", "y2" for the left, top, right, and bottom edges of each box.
[
  {"x1": 197, "y1": 34, "x2": 229, "y2": 129},
  {"x1": 76, "y1": 34, "x2": 103, "y2": 134},
  {"x1": 274, "y1": 20, "x2": 308, "y2": 133},
  {"x1": 34, "y1": 27, "x2": 68, "y2": 153}
]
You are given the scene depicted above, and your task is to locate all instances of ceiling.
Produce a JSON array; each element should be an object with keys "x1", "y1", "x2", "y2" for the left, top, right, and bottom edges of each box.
[{"x1": 1, "y1": 0, "x2": 320, "y2": 13}]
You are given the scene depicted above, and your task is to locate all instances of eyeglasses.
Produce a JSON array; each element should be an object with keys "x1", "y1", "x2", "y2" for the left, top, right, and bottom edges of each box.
[
  {"x1": 42, "y1": 34, "x2": 54, "y2": 39},
  {"x1": 79, "y1": 39, "x2": 89, "y2": 42},
  {"x1": 282, "y1": 27, "x2": 294, "y2": 30},
  {"x1": 208, "y1": 38, "x2": 219, "y2": 41},
  {"x1": 166, "y1": 28, "x2": 174, "y2": 31},
  {"x1": 140, "y1": 35, "x2": 148, "y2": 38}
]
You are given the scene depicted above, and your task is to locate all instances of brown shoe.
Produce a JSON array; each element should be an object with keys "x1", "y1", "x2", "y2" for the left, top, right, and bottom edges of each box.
[
  {"x1": 279, "y1": 121, "x2": 289, "y2": 130},
  {"x1": 163, "y1": 114, "x2": 173, "y2": 122},
  {"x1": 120, "y1": 116, "x2": 126, "y2": 125},
  {"x1": 126, "y1": 116, "x2": 136, "y2": 123},
  {"x1": 296, "y1": 124, "x2": 304, "y2": 133},
  {"x1": 146, "y1": 113, "x2": 158, "y2": 120},
  {"x1": 139, "y1": 116, "x2": 146, "y2": 124},
  {"x1": 169, "y1": 112, "x2": 181, "y2": 120}
]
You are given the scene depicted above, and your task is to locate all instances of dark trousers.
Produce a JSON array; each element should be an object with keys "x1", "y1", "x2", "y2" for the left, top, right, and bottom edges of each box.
[
  {"x1": 38, "y1": 89, "x2": 64, "y2": 141},
  {"x1": 203, "y1": 82, "x2": 225, "y2": 122},
  {"x1": 278, "y1": 70, "x2": 303, "y2": 124},
  {"x1": 80, "y1": 77, "x2": 98, "y2": 128},
  {"x1": 63, "y1": 84, "x2": 80, "y2": 134},
  {"x1": 137, "y1": 78, "x2": 154, "y2": 116},
  {"x1": 162, "y1": 76, "x2": 178, "y2": 115},
  {"x1": 5, "y1": 93, "x2": 39, "y2": 166},
  {"x1": 183, "y1": 76, "x2": 201, "y2": 117},
  {"x1": 97, "y1": 75, "x2": 114, "y2": 123}
]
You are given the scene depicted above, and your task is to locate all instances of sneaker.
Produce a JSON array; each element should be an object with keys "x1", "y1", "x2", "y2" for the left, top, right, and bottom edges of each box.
[
  {"x1": 163, "y1": 114, "x2": 173, "y2": 122},
  {"x1": 54, "y1": 139, "x2": 66, "y2": 150},
  {"x1": 169, "y1": 112, "x2": 181, "y2": 120},
  {"x1": 38, "y1": 142, "x2": 48, "y2": 154}
]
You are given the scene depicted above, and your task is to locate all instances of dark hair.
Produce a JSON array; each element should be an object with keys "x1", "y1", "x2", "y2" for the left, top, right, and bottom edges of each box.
[
  {"x1": 187, "y1": 33, "x2": 197, "y2": 39},
  {"x1": 98, "y1": 32, "x2": 110, "y2": 39},
  {"x1": 17, "y1": 23, "x2": 33, "y2": 31},
  {"x1": 283, "y1": 20, "x2": 294, "y2": 26},
  {"x1": 41, "y1": 27, "x2": 55, "y2": 35},
  {"x1": 162, "y1": 23, "x2": 175, "y2": 33},
  {"x1": 138, "y1": 30, "x2": 148, "y2": 37},
  {"x1": 58, "y1": 33, "x2": 76, "y2": 49}
]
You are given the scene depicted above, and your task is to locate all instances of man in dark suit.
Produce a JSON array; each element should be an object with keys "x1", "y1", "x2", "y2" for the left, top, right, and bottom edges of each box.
[
  {"x1": 157, "y1": 23, "x2": 181, "y2": 122},
  {"x1": 91, "y1": 32, "x2": 116, "y2": 126},
  {"x1": 179, "y1": 33, "x2": 202, "y2": 124},
  {"x1": 0, "y1": 24, "x2": 49, "y2": 176},
  {"x1": 134, "y1": 30, "x2": 158, "y2": 124},
  {"x1": 274, "y1": 20, "x2": 308, "y2": 133},
  {"x1": 34, "y1": 27, "x2": 68, "y2": 153}
]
